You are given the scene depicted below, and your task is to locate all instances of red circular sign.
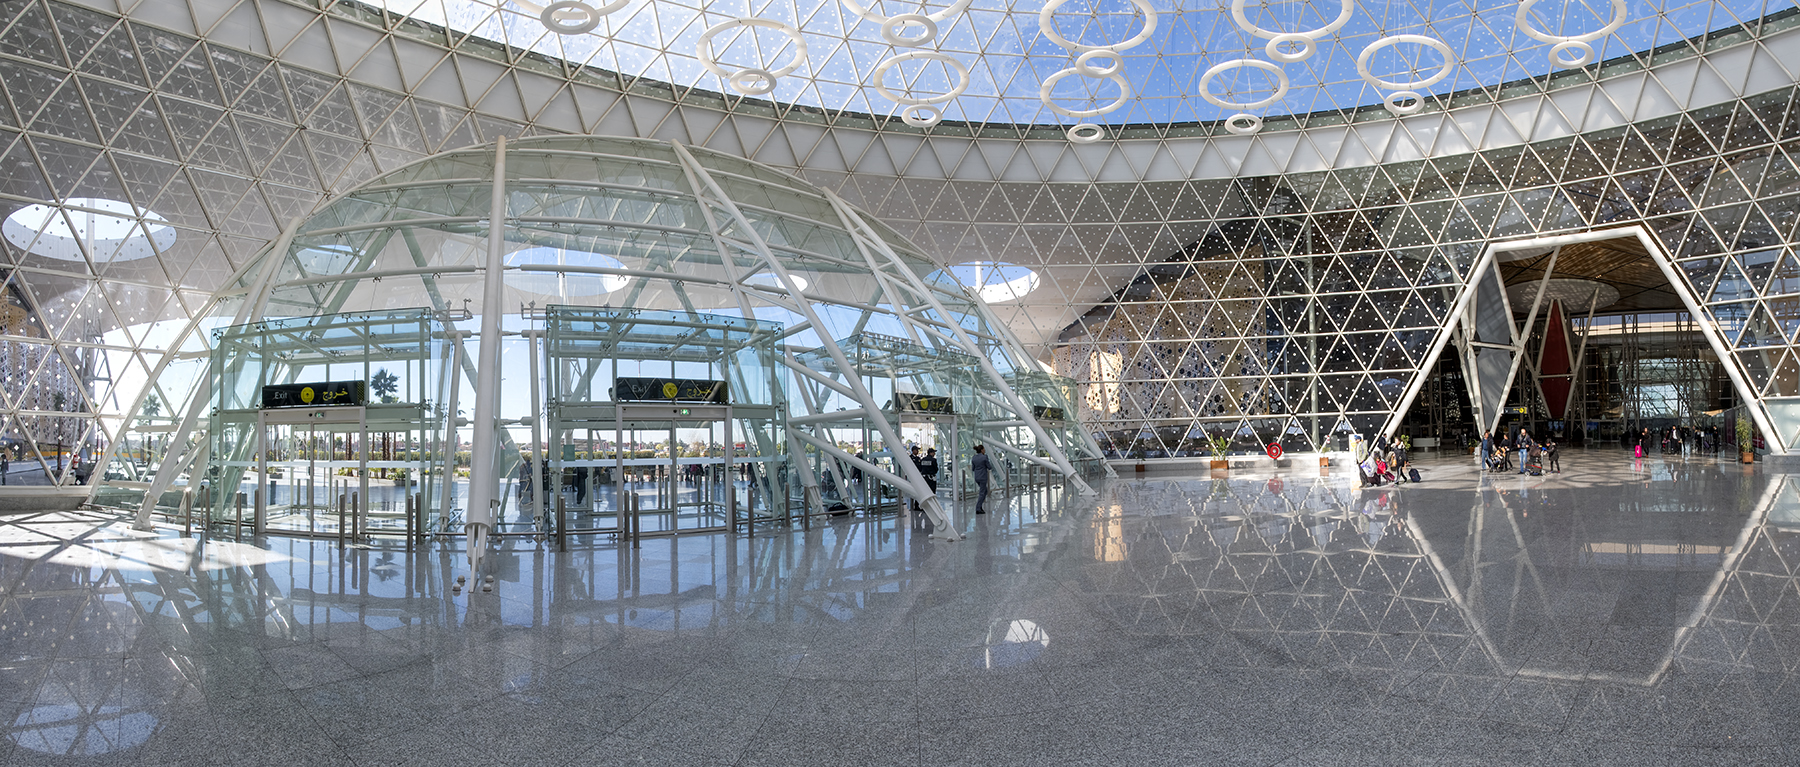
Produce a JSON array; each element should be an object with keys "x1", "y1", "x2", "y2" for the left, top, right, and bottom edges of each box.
[{"x1": 1266, "y1": 443, "x2": 1283, "y2": 459}]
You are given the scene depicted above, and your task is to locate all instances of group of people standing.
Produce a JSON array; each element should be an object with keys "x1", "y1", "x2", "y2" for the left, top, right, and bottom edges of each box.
[
  {"x1": 1479, "y1": 429, "x2": 1561, "y2": 474},
  {"x1": 1358, "y1": 434, "x2": 1414, "y2": 486},
  {"x1": 907, "y1": 443, "x2": 994, "y2": 515}
]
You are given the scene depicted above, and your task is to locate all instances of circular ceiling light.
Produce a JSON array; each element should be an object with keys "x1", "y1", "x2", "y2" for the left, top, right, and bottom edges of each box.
[
  {"x1": 873, "y1": 50, "x2": 971, "y2": 106},
  {"x1": 1039, "y1": 0, "x2": 1158, "y2": 54},
  {"x1": 1199, "y1": 59, "x2": 1289, "y2": 111},
  {"x1": 1040, "y1": 67, "x2": 1132, "y2": 117},
  {"x1": 1356, "y1": 35, "x2": 1455, "y2": 91},
  {"x1": 935, "y1": 261, "x2": 1040, "y2": 303},
  {"x1": 506, "y1": 246, "x2": 631, "y2": 297},
  {"x1": 697, "y1": 18, "x2": 809, "y2": 93},
  {"x1": 1516, "y1": 0, "x2": 1627, "y2": 69},
  {"x1": 3, "y1": 199, "x2": 176, "y2": 264}
]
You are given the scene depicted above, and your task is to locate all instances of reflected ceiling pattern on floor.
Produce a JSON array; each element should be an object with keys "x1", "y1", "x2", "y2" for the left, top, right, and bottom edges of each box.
[{"x1": 1, "y1": 451, "x2": 1797, "y2": 763}]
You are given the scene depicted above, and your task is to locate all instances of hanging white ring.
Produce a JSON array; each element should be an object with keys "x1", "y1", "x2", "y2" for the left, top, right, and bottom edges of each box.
[
  {"x1": 840, "y1": 0, "x2": 973, "y2": 25},
  {"x1": 902, "y1": 105, "x2": 944, "y2": 127},
  {"x1": 1516, "y1": 0, "x2": 1627, "y2": 44},
  {"x1": 1039, "y1": 0, "x2": 1158, "y2": 53},
  {"x1": 1230, "y1": 0, "x2": 1353, "y2": 40},
  {"x1": 1074, "y1": 49, "x2": 1125, "y2": 77},
  {"x1": 1550, "y1": 40, "x2": 1596, "y2": 67},
  {"x1": 1039, "y1": 67, "x2": 1133, "y2": 117},
  {"x1": 1067, "y1": 123, "x2": 1106, "y2": 143},
  {"x1": 1383, "y1": 90, "x2": 1424, "y2": 115},
  {"x1": 1223, "y1": 113, "x2": 1262, "y2": 135},
  {"x1": 872, "y1": 51, "x2": 970, "y2": 106},
  {"x1": 882, "y1": 13, "x2": 937, "y2": 47},
  {"x1": 540, "y1": 1, "x2": 617, "y2": 35},
  {"x1": 1265, "y1": 32, "x2": 1315, "y2": 63},
  {"x1": 697, "y1": 18, "x2": 809, "y2": 81},
  {"x1": 1198, "y1": 59, "x2": 1289, "y2": 111},
  {"x1": 730, "y1": 68, "x2": 778, "y2": 95},
  {"x1": 1355, "y1": 34, "x2": 1454, "y2": 91}
]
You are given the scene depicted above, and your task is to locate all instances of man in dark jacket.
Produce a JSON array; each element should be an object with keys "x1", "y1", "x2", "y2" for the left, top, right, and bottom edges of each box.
[
  {"x1": 908, "y1": 445, "x2": 922, "y2": 511},
  {"x1": 970, "y1": 444, "x2": 991, "y2": 514},
  {"x1": 919, "y1": 448, "x2": 941, "y2": 498}
]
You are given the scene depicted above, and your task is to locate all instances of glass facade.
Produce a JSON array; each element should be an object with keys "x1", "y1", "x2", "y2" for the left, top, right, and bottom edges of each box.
[
  {"x1": 93, "y1": 134, "x2": 1092, "y2": 536},
  {"x1": 1055, "y1": 85, "x2": 1800, "y2": 455}
]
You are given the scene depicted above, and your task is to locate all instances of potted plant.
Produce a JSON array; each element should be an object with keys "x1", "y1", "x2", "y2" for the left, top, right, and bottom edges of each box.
[
  {"x1": 1738, "y1": 415, "x2": 1755, "y2": 464},
  {"x1": 1208, "y1": 435, "x2": 1230, "y2": 471}
]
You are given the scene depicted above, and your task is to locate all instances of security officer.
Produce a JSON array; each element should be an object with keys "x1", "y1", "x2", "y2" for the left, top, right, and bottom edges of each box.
[{"x1": 919, "y1": 447, "x2": 941, "y2": 499}]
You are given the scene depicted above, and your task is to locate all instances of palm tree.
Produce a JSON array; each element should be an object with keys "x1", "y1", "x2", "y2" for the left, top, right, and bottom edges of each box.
[{"x1": 371, "y1": 368, "x2": 400, "y2": 466}]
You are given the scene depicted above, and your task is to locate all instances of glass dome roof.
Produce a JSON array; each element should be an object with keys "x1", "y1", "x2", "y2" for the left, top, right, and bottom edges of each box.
[{"x1": 376, "y1": 0, "x2": 1776, "y2": 127}]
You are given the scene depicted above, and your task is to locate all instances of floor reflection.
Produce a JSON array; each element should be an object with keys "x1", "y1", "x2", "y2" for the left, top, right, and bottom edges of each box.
[{"x1": 1, "y1": 450, "x2": 1796, "y2": 764}]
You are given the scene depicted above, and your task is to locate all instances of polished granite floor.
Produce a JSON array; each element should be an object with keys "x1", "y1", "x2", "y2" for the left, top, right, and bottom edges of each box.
[{"x1": 1, "y1": 449, "x2": 1797, "y2": 766}]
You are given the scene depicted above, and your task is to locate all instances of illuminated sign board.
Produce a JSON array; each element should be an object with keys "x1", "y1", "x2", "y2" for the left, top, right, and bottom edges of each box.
[
  {"x1": 896, "y1": 393, "x2": 953, "y2": 414},
  {"x1": 614, "y1": 377, "x2": 729, "y2": 404},
  {"x1": 261, "y1": 381, "x2": 366, "y2": 409}
]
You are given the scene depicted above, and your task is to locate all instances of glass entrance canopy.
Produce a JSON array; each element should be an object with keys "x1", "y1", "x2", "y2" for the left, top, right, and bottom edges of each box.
[
  {"x1": 103, "y1": 135, "x2": 1101, "y2": 537},
  {"x1": 376, "y1": 0, "x2": 1781, "y2": 127}
]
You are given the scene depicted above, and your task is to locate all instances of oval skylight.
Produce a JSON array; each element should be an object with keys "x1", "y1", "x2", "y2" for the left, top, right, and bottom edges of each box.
[
  {"x1": 2, "y1": 199, "x2": 175, "y2": 263},
  {"x1": 744, "y1": 272, "x2": 810, "y2": 293},
  {"x1": 936, "y1": 261, "x2": 1040, "y2": 303},
  {"x1": 506, "y1": 246, "x2": 631, "y2": 297},
  {"x1": 294, "y1": 243, "x2": 359, "y2": 275}
]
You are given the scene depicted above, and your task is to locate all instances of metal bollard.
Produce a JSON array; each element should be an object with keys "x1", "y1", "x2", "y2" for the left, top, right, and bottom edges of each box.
[
  {"x1": 352, "y1": 492, "x2": 360, "y2": 541},
  {"x1": 235, "y1": 491, "x2": 246, "y2": 541},
  {"x1": 555, "y1": 495, "x2": 567, "y2": 551},
  {"x1": 404, "y1": 494, "x2": 415, "y2": 551},
  {"x1": 180, "y1": 487, "x2": 194, "y2": 537},
  {"x1": 628, "y1": 491, "x2": 640, "y2": 548},
  {"x1": 337, "y1": 493, "x2": 346, "y2": 548}
]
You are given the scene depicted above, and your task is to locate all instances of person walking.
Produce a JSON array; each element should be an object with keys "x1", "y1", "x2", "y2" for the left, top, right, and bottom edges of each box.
[
  {"x1": 1516, "y1": 428, "x2": 1534, "y2": 474},
  {"x1": 1544, "y1": 439, "x2": 1561, "y2": 473},
  {"x1": 1479, "y1": 431, "x2": 1492, "y2": 471},
  {"x1": 970, "y1": 444, "x2": 991, "y2": 514}
]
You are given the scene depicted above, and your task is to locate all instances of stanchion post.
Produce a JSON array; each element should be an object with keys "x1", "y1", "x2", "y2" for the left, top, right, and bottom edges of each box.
[
  {"x1": 337, "y1": 492, "x2": 346, "y2": 548},
  {"x1": 556, "y1": 494, "x2": 567, "y2": 551}
]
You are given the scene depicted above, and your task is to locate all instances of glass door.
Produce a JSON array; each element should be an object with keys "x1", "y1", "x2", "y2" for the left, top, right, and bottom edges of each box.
[
  {"x1": 256, "y1": 409, "x2": 368, "y2": 537},
  {"x1": 616, "y1": 415, "x2": 733, "y2": 537},
  {"x1": 671, "y1": 419, "x2": 730, "y2": 533}
]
